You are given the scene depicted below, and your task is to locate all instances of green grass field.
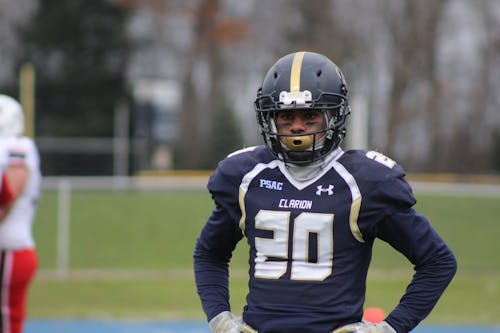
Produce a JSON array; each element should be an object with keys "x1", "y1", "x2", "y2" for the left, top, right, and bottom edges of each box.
[{"x1": 29, "y1": 187, "x2": 500, "y2": 324}]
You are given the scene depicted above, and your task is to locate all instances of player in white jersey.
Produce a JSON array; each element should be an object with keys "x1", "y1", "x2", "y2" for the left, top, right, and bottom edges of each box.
[{"x1": 0, "y1": 94, "x2": 41, "y2": 333}]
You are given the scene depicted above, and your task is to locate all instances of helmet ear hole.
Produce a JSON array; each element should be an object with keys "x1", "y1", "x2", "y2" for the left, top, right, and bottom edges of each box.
[{"x1": 316, "y1": 69, "x2": 322, "y2": 77}]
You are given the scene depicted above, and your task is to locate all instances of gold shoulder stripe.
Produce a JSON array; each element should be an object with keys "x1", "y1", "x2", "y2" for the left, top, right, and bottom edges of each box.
[{"x1": 290, "y1": 51, "x2": 305, "y2": 92}]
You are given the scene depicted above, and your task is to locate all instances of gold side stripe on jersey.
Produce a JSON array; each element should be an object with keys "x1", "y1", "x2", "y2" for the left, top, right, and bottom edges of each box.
[
  {"x1": 332, "y1": 160, "x2": 365, "y2": 243},
  {"x1": 238, "y1": 188, "x2": 247, "y2": 233},
  {"x1": 290, "y1": 51, "x2": 305, "y2": 92},
  {"x1": 350, "y1": 197, "x2": 364, "y2": 243}
]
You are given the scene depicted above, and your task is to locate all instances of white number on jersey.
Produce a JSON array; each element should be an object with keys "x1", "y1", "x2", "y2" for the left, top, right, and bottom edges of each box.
[
  {"x1": 254, "y1": 210, "x2": 334, "y2": 281},
  {"x1": 365, "y1": 151, "x2": 397, "y2": 169}
]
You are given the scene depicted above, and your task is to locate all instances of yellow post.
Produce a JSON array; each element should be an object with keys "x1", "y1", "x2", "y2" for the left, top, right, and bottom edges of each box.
[{"x1": 19, "y1": 63, "x2": 36, "y2": 138}]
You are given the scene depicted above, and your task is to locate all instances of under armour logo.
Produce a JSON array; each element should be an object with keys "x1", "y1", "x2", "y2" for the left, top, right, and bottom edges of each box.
[{"x1": 316, "y1": 185, "x2": 334, "y2": 196}]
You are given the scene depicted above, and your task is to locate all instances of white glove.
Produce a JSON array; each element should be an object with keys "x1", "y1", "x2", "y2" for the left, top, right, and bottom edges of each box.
[
  {"x1": 209, "y1": 311, "x2": 258, "y2": 333},
  {"x1": 332, "y1": 320, "x2": 396, "y2": 333}
]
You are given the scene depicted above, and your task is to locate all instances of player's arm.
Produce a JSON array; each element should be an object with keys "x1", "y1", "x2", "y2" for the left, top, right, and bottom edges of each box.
[
  {"x1": 194, "y1": 156, "x2": 258, "y2": 332},
  {"x1": 0, "y1": 163, "x2": 29, "y2": 220},
  {"x1": 350, "y1": 152, "x2": 456, "y2": 332},
  {"x1": 373, "y1": 178, "x2": 457, "y2": 332},
  {"x1": 194, "y1": 200, "x2": 243, "y2": 323}
]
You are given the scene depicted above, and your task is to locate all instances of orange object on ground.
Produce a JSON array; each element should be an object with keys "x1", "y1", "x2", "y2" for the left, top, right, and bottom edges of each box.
[{"x1": 363, "y1": 307, "x2": 385, "y2": 324}]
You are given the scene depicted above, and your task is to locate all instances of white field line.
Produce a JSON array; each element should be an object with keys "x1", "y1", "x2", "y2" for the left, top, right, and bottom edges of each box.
[
  {"x1": 36, "y1": 269, "x2": 197, "y2": 281},
  {"x1": 41, "y1": 176, "x2": 500, "y2": 197},
  {"x1": 36, "y1": 267, "x2": 500, "y2": 281},
  {"x1": 31, "y1": 268, "x2": 416, "y2": 281},
  {"x1": 411, "y1": 181, "x2": 500, "y2": 197},
  {"x1": 38, "y1": 176, "x2": 499, "y2": 282}
]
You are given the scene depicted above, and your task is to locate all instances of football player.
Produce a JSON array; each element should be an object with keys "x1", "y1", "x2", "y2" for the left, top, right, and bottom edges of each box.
[
  {"x1": 0, "y1": 94, "x2": 41, "y2": 333},
  {"x1": 194, "y1": 51, "x2": 457, "y2": 333}
]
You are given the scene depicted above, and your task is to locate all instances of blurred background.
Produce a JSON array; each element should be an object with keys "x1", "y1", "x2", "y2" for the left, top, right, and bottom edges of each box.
[
  {"x1": 1, "y1": 0, "x2": 499, "y2": 176},
  {"x1": 2, "y1": 1, "x2": 500, "y2": 331}
]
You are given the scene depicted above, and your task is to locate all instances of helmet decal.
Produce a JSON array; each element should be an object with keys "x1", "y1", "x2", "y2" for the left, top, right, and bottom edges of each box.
[{"x1": 290, "y1": 51, "x2": 305, "y2": 92}]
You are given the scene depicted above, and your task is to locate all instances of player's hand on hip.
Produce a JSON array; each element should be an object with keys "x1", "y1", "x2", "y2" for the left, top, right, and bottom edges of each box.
[
  {"x1": 239, "y1": 322, "x2": 258, "y2": 333},
  {"x1": 209, "y1": 311, "x2": 258, "y2": 333},
  {"x1": 332, "y1": 321, "x2": 396, "y2": 333}
]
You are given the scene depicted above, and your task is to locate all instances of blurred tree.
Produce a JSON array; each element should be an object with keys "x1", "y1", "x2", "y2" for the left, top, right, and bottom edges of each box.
[
  {"x1": 287, "y1": 0, "x2": 356, "y2": 61},
  {"x1": 8, "y1": 0, "x2": 497, "y2": 174},
  {"x1": 472, "y1": 0, "x2": 500, "y2": 173},
  {"x1": 379, "y1": 0, "x2": 446, "y2": 171},
  {"x1": 201, "y1": 98, "x2": 244, "y2": 169},
  {"x1": 179, "y1": 0, "x2": 219, "y2": 169},
  {"x1": 20, "y1": 0, "x2": 130, "y2": 137},
  {"x1": 176, "y1": 0, "x2": 248, "y2": 169},
  {"x1": 0, "y1": 0, "x2": 38, "y2": 89},
  {"x1": 493, "y1": 130, "x2": 500, "y2": 173}
]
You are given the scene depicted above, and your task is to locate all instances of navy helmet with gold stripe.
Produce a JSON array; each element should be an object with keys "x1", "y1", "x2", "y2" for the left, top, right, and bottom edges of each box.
[{"x1": 254, "y1": 51, "x2": 349, "y2": 165}]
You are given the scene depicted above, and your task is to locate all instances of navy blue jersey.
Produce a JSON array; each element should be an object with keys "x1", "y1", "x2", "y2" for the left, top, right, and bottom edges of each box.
[{"x1": 194, "y1": 146, "x2": 456, "y2": 333}]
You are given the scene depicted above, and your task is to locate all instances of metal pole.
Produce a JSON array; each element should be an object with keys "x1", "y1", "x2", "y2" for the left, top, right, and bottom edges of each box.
[
  {"x1": 114, "y1": 100, "x2": 130, "y2": 176},
  {"x1": 19, "y1": 63, "x2": 36, "y2": 138},
  {"x1": 347, "y1": 94, "x2": 369, "y2": 150},
  {"x1": 57, "y1": 178, "x2": 71, "y2": 278}
]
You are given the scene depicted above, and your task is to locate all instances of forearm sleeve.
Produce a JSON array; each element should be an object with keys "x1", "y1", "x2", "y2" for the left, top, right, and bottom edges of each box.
[
  {"x1": 194, "y1": 239, "x2": 232, "y2": 322},
  {"x1": 193, "y1": 203, "x2": 243, "y2": 322}
]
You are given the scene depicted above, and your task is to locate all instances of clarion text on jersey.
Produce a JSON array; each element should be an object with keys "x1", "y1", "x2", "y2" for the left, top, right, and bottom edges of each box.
[{"x1": 278, "y1": 199, "x2": 313, "y2": 210}]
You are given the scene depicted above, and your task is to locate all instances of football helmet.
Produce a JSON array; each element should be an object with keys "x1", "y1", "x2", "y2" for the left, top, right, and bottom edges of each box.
[
  {"x1": 254, "y1": 51, "x2": 349, "y2": 165},
  {"x1": 0, "y1": 94, "x2": 25, "y2": 136}
]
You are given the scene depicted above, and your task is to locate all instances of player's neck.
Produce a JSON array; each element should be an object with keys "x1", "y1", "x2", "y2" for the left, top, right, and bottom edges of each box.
[{"x1": 285, "y1": 148, "x2": 342, "y2": 181}]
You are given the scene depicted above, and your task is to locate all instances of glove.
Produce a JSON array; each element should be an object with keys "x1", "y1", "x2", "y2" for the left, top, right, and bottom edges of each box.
[
  {"x1": 332, "y1": 321, "x2": 396, "y2": 333},
  {"x1": 239, "y1": 323, "x2": 258, "y2": 333},
  {"x1": 209, "y1": 311, "x2": 240, "y2": 333},
  {"x1": 209, "y1": 311, "x2": 258, "y2": 333}
]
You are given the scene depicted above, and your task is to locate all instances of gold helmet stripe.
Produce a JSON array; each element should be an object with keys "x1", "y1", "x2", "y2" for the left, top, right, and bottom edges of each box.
[{"x1": 290, "y1": 51, "x2": 305, "y2": 92}]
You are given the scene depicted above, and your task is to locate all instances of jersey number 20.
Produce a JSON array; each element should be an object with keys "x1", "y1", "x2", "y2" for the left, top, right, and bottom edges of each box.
[{"x1": 254, "y1": 210, "x2": 334, "y2": 281}]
